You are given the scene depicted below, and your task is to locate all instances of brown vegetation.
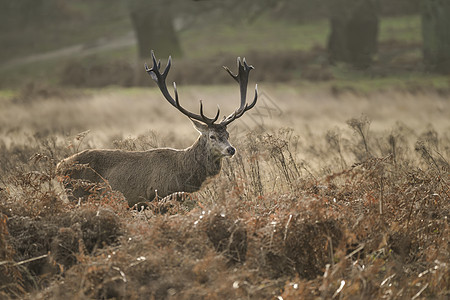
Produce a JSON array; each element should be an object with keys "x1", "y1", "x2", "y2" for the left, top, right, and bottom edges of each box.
[{"x1": 0, "y1": 103, "x2": 448, "y2": 298}]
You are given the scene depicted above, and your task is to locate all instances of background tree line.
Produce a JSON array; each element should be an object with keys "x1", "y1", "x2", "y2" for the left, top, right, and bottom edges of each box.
[
  {"x1": 127, "y1": 0, "x2": 449, "y2": 73},
  {"x1": 0, "y1": 0, "x2": 449, "y2": 74}
]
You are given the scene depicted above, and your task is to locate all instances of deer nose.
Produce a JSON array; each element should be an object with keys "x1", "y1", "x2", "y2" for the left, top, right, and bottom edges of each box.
[
  {"x1": 227, "y1": 147, "x2": 235, "y2": 156},
  {"x1": 227, "y1": 147, "x2": 236, "y2": 156}
]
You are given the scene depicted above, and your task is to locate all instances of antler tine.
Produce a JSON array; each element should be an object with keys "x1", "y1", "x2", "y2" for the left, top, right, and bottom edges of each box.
[
  {"x1": 220, "y1": 57, "x2": 258, "y2": 126},
  {"x1": 223, "y1": 66, "x2": 238, "y2": 83},
  {"x1": 199, "y1": 101, "x2": 220, "y2": 124},
  {"x1": 146, "y1": 50, "x2": 220, "y2": 125}
]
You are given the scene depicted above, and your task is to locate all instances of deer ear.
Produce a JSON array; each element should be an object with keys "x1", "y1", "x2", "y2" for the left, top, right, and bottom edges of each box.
[{"x1": 191, "y1": 119, "x2": 208, "y2": 134}]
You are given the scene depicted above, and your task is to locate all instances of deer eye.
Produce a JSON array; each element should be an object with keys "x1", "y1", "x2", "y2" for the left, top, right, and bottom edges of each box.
[{"x1": 210, "y1": 135, "x2": 217, "y2": 140}]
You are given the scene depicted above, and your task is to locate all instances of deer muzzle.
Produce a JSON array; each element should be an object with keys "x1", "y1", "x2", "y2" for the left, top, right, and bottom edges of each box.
[{"x1": 226, "y1": 146, "x2": 236, "y2": 156}]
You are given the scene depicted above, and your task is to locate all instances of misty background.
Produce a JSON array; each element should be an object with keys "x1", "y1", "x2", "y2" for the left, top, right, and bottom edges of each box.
[{"x1": 0, "y1": 0, "x2": 449, "y2": 91}]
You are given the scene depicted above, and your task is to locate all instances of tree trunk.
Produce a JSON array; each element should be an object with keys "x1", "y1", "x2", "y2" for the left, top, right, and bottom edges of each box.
[
  {"x1": 327, "y1": 0, "x2": 380, "y2": 69},
  {"x1": 128, "y1": 0, "x2": 182, "y2": 59},
  {"x1": 421, "y1": 0, "x2": 450, "y2": 74}
]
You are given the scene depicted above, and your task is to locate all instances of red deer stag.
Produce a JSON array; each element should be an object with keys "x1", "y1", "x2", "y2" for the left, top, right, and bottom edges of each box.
[{"x1": 57, "y1": 51, "x2": 258, "y2": 207}]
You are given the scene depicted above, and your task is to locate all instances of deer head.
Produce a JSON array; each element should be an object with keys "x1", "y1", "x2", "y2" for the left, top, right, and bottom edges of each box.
[{"x1": 145, "y1": 51, "x2": 258, "y2": 158}]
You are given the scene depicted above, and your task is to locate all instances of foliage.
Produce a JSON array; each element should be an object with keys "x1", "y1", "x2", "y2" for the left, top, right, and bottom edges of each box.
[{"x1": 0, "y1": 114, "x2": 448, "y2": 299}]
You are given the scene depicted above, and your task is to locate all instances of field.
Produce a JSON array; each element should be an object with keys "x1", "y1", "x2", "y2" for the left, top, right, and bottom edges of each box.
[
  {"x1": 1, "y1": 8, "x2": 449, "y2": 300},
  {"x1": 0, "y1": 83, "x2": 449, "y2": 299}
]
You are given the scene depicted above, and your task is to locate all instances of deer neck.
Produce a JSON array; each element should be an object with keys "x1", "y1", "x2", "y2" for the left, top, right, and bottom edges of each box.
[{"x1": 186, "y1": 135, "x2": 222, "y2": 178}]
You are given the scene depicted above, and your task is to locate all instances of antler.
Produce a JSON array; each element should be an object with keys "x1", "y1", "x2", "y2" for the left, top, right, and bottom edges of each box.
[
  {"x1": 220, "y1": 57, "x2": 258, "y2": 126},
  {"x1": 145, "y1": 51, "x2": 220, "y2": 125}
]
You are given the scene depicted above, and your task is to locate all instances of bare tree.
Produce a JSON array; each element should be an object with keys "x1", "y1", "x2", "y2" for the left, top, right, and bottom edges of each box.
[
  {"x1": 57, "y1": 51, "x2": 258, "y2": 207},
  {"x1": 327, "y1": 0, "x2": 380, "y2": 68},
  {"x1": 128, "y1": 0, "x2": 182, "y2": 59},
  {"x1": 422, "y1": 0, "x2": 450, "y2": 74}
]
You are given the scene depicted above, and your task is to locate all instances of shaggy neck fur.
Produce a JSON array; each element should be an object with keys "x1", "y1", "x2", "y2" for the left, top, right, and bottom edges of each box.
[{"x1": 182, "y1": 134, "x2": 223, "y2": 191}]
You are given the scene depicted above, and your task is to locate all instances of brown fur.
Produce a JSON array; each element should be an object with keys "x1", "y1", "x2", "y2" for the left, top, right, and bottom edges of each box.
[{"x1": 57, "y1": 125, "x2": 230, "y2": 207}]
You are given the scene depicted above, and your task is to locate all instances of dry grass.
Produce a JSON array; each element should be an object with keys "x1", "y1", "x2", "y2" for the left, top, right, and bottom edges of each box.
[{"x1": 0, "y1": 86, "x2": 449, "y2": 299}]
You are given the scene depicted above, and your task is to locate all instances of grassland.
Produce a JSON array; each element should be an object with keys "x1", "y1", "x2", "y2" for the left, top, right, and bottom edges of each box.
[{"x1": 0, "y1": 84, "x2": 449, "y2": 299}]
